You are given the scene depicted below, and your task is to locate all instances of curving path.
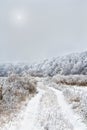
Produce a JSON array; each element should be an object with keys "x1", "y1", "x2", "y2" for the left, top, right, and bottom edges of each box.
[{"x1": 1, "y1": 81, "x2": 87, "y2": 130}]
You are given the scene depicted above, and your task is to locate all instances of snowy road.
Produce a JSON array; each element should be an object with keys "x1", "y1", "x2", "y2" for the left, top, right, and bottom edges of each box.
[{"x1": 1, "y1": 81, "x2": 87, "y2": 130}]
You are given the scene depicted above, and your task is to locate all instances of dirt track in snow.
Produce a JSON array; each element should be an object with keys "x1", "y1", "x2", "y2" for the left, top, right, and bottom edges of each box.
[{"x1": 1, "y1": 81, "x2": 87, "y2": 130}]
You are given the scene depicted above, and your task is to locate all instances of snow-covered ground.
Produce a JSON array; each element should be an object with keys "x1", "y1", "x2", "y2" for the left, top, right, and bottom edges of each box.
[
  {"x1": 51, "y1": 87, "x2": 87, "y2": 130},
  {"x1": 1, "y1": 88, "x2": 44, "y2": 130},
  {"x1": 1, "y1": 80, "x2": 87, "y2": 130}
]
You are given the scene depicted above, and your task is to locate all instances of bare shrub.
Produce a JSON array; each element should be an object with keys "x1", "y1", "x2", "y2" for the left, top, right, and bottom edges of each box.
[
  {"x1": 52, "y1": 75, "x2": 87, "y2": 86},
  {"x1": 0, "y1": 75, "x2": 37, "y2": 126},
  {"x1": 6, "y1": 74, "x2": 37, "y2": 94},
  {"x1": 7, "y1": 74, "x2": 19, "y2": 83},
  {"x1": 0, "y1": 85, "x2": 3, "y2": 100},
  {"x1": 63, "y1": 87, "x2": 87, "y2": 121}
]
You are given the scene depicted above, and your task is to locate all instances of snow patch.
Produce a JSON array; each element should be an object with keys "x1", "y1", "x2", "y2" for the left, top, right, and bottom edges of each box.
[
  {"x1": 2, "y1": 89, "x2": 44, "y2": 130},
  {"x1": 51, "y1": 87, "x2": 87, "y2": 130}
]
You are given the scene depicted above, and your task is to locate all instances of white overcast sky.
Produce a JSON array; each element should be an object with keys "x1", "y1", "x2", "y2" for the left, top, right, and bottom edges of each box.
[{"x1": 0, "y1": 0, "x2": 87, "y2": 63}]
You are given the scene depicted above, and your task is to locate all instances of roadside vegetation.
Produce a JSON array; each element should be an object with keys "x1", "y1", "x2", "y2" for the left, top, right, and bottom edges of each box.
[
  {"x1": 0, "y1": 74, "x2": 37, "y2": 126},
  {"x1": 52, "y1": 75, "x2": 87, "y2": 86}
]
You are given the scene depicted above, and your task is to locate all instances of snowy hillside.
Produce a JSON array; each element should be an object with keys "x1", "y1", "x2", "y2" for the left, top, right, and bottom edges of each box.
[
  {"x1": 30, "y1": 51, "x2": 87, "y2": 76},
  {"x1": 0, "y1": 51, "x2": 87, "y2": 77}
]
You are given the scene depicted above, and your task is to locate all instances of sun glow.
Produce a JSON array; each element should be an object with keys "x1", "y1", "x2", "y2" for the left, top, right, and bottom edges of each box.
[{"x1": 9, "y1": 9, "x2": 28, "y2": 27}]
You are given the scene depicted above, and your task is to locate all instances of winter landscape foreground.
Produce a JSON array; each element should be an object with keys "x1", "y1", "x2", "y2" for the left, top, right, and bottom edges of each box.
[
  {"x1": 1, "y1": 77, "x2": 87, "y2": 130},
  {"x1": 0, "y1": 51, "x2": 87, "y2": 130}
]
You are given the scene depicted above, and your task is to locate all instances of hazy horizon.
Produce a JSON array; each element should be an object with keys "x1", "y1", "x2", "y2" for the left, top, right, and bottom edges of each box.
[{"x1": 0, "y1": 0, "x2": 87, "y2": 63}]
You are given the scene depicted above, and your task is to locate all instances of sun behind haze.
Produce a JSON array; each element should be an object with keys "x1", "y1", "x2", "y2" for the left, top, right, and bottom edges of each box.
[
  {"x1": 9, "y1": 9, "x2": 30, "y2": 27},
  {"x1": 0, "y1": 0, "x2": 87, "y2": 63}
]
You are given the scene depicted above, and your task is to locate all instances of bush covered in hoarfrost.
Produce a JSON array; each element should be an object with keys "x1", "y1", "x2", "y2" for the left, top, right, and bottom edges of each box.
[
  {"x1": 0, "y1": 74, "x2": 37, "y2": 125},
  {"x1": 52, "y1": 75, "x2": 87, "y2": 86},
  {"x1": 62, "y1": 87, "x2": 87, "y2": 122},
  {"x1": 7, "y1": 74, "x2": 37, "y2": 93}
]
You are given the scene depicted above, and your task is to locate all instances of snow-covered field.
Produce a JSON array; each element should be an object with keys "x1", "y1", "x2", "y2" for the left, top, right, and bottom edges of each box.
[{"x1": 1, "y1": 78, "x2": 87, "y2": 130}]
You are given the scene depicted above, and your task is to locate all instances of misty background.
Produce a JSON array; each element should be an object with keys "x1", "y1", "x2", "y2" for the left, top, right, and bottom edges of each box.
[{"x1": 0, "y1": 0, "x2": 87, "y2": 63}]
